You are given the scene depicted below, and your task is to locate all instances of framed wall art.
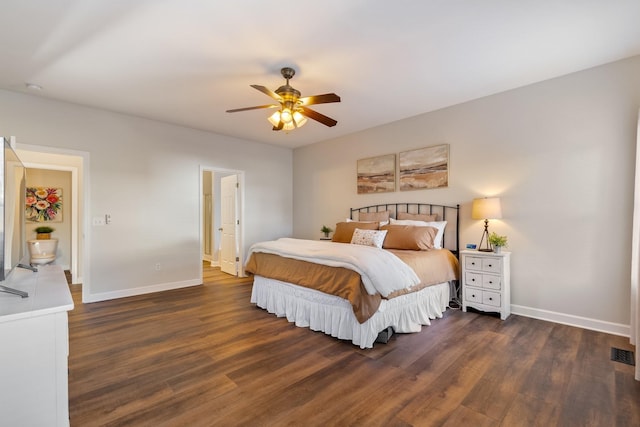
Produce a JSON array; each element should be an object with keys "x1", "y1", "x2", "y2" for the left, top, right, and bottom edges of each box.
[
  {"x1": 399, "y1": 144, "x2": 449, "y2": 191},
  {"x1": 357, "y1": 154, "x2": 395, "y2": 194},
  {"x1": 26, "y1": 187, "x2": 63, "y2": 222}
]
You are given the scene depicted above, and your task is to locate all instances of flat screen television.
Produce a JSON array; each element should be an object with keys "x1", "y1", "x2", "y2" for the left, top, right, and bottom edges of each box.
[{"x1": 0, "y1": 137, "x2": 30, "y2": 297}]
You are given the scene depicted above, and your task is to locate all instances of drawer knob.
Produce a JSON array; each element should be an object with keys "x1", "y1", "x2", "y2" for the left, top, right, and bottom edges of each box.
[
  {"x1": 488, "y1": 264, "x2": 492, "y2": 267},
  {"x1": 489, "y1": 297, "x2": 493, "y2": 301},
  {"x1": 489, "y1": 281, "x2": 493, "y2": 284},
  {"x1": 472, "y1": 294, "x2": 476, "y2": 297},
  {"x1": 471, "y1": 278, "x2": 475, "y2": 282}
]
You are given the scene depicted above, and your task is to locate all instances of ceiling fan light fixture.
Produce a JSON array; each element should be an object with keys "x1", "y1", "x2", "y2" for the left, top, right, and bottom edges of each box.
[{"x1": 229, "y1": 67, "x2": 340, "y2": 132}]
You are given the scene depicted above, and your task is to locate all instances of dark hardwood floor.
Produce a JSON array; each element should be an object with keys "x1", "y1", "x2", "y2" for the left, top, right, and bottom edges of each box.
[{"x1": 67, "y1": 264, "x2": 640, "y2": 426}]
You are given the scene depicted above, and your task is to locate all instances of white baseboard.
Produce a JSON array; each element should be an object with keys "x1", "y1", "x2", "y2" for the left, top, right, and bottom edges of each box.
[
  {"x1": 202, "y1": 256, "x2": 220, "y2": 267},
  {"x1": 511, "y1": 304, "x2": 630, "y2": 337},
  {"x1": 83, "y1": 278, "x2": 202, "y2": 303}
]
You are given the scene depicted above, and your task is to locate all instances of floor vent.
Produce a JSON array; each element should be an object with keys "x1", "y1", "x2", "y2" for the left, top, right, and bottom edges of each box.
[{"x1": 610, "y1": 347, "x2": 635, "y2": 366}]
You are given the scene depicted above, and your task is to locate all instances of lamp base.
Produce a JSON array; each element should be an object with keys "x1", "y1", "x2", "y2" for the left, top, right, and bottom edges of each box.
[{"x1": 477, "y1": 219, "x2": 493, "y2": 252}]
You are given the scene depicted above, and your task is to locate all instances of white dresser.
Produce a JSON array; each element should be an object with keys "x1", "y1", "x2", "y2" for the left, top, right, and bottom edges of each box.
[
  {"x1": 461, "y1": 250, "x2": 511, "y2": 320},
  {"x1": 0, "y1": 265, "x2": 74, "y2": 427}
]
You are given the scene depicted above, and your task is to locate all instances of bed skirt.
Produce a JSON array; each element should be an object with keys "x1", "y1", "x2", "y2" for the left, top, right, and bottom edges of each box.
[{"x1": 250, "y1": 275, "x2": 449, "y2": 349}]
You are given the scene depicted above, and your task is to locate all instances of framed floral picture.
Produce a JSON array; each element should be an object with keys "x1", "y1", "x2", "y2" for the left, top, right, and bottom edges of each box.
[
  {"x1": 399, "y1": 144, "x2": 449, "y2": 191},
  {"x1": 357, "y1": 154, "x2": 396, "y2": 194},
  {"x1": 26, "y1": 187, "x2": 63, "y2": 222}
]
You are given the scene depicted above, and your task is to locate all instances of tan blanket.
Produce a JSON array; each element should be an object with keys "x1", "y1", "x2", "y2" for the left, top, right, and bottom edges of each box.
[
  {"x1": 245, "y1": 252, "x2": 381, "y2": 323},
  {"x1": 245, "y1": 248, "x2": 460, "y2": 324}
]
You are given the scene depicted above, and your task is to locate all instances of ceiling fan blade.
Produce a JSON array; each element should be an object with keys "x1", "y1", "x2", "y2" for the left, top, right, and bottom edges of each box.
[
  {"x1": 226, "y1": 104, "x2": 278, "y2": 113},
  {"x1": 251, "y1": 84, "x2": 282, "y2": 101},
  {"x1": 299, "y1": 106, "x2": 338, "y2": 127},
  {"x1": 299, "y1": 93, "x2": 341, "y2": 106}
]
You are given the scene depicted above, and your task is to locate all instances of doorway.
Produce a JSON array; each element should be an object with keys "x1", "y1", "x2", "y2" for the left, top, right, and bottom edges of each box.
[
  {"x1": 16, "y1": 144, "x2": 88, "y2": 288},
  {"x1": 201, "y1": 167, "x2": 244, "y2": 277}
]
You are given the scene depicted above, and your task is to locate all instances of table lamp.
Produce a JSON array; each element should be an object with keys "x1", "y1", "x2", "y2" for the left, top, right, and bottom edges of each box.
[{"x1": 471, "y1": 197, "x2": 502, "y2": 252}]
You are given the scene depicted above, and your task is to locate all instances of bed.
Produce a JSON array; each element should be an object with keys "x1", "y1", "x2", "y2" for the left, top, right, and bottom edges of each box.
[{"x1": 245, "y1": 203, "x2": 460, "y2": 348}]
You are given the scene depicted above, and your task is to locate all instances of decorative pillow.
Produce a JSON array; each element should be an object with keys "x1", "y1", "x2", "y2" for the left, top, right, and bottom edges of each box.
[
  {"x1": 389, "y1": 218, "x2": 447, "y2": 249},
  {"x1": 397, "y1": 212, "x2": 438, "y2": 222},
  {"x1": 350, "y1": 228, "x2": 388, "y2": 248},
  {"x1": 380, "y1": 224, "x2": 438, "y2": 250},
  {"x1": 359, "y1": 210, "x2": 391, "y2": 223},
  {"x1": 332, "y1": 221, "x2": 379, "y2": 243}
]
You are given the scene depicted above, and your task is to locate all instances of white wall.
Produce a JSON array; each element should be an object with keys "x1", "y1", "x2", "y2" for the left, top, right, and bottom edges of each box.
[
  {"x1": 0, "y1": 89, "x2": 293, "y2": 301},
  {"x1": 293, "y1": 55, "x2": 640, "y2": 334}
]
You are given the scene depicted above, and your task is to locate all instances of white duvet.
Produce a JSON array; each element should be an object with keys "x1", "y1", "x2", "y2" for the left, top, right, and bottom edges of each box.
[{"x1": 247, "y1": 238, "x2": 420, "y2": 297}]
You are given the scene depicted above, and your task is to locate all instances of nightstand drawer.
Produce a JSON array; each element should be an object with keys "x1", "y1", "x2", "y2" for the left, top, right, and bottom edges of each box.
[
  {"x1": 464, "y1": 287, "x2": 482, "y2": 303},
  {"x1": 464, "y1": 256, "x2": 483, "y2": 270},
  {"x1": 465, "y1": 272, "x2": 483, "y2": 286},
  {"x1": 482, "y1": 275, "x2": 501, "y2": 290},
  {"x1": 481, "y1": 258, "x2": 501, "y2": 273},
  {"x1": 482, "y1": 290, "x2": 501, "y2": 307}
]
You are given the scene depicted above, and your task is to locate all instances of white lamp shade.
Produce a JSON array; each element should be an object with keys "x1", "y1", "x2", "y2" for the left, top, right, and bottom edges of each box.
[
  {"x1": 292, "y1": 111, "x2": 307, "y2": 127},
  {"x1": 280, "y1": 108, "x2": 293, "y2": 123},
  {"x1": 471, "y1": 197, "x2": 502, "y2": 220},
  {"x1": 267, "y1": 111, "x2": 281, "y2": 127}
]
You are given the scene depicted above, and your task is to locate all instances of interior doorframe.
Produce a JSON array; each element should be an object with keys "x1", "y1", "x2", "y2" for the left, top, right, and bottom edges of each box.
[
  {"x1": 199, "y1": 165, "x2": 245, "y2": 281},
  {"x1": 15, "y1": 142, "x2": 90, "y2": 299},
  {"x1": 21, "y1": 162, "x2": 79, "y2": 281}
]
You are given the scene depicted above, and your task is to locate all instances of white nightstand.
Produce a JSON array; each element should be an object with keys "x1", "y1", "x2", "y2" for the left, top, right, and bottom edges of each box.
[{"x1": 461, "y1": 250, "x2": 511, "y2": 320}]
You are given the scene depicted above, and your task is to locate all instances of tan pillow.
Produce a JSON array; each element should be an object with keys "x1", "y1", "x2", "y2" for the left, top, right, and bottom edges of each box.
[
  {"x1": 380, "y1": 224, "x2": 438, "y2": 250},
  {"x1": 359, "y1": 210, "x2": 390, "y2": 222},
  {"x1": 332, "y1": 221, "x2": 379, "y2": 243},
  {"x1": 397, "y1": 212, "x2": 438, "y2": 222}
]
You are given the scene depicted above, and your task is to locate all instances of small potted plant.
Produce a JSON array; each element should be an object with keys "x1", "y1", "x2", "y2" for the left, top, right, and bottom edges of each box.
[
  {"x1": 35, "y1": 226, "x2": 55, "y2": 240},
  {"x1": 320, "y1": 225, "x2": 333, "y2": 238},
  {"x1": 488, "y1": 232, "x2": 508, "y2": 253}
]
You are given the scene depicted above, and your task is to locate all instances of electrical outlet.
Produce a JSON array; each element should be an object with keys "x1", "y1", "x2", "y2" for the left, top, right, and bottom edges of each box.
[
  {"x1": 93, "y1": 217, "x2": 105, "y2": 226},
  {"x1": 155, "y1": 263, "x2": 161, "y2": 271}
]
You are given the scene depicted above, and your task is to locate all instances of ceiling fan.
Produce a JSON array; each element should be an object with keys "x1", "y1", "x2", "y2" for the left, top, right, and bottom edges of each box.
[{"x1": 226, "y1": 67, "x2": 341, "y2": 131}]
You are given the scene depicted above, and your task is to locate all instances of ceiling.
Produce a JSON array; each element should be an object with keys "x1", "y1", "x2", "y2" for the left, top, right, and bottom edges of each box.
[{"x1": 1, "y1": 1, "x2": 639, "y2": 149}]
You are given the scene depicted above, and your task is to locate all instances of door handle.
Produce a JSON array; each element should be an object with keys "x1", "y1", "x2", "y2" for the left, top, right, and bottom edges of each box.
[{"x1": 218, "y1": 227, "x2": 223, "y2": 231}]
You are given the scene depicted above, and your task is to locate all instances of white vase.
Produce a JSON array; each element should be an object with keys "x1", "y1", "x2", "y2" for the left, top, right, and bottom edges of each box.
[{"x1": 494, "y1": 246, "x2": 502, "y2": 254}]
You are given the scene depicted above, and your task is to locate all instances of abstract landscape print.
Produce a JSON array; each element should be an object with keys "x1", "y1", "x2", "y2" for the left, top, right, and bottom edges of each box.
[
  {"x1": 399, "y1": 144, "x2": 449, "y2": 191},
  {"x1": 357, "y1": 154, "x2": 395, "y2": 194},
  {"x1": 26, "y1": 187, "x2": 63, "y2": 222}
]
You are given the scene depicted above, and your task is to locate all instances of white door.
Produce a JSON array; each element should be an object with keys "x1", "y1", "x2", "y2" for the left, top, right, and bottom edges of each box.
[{"x1": 220, "y1": 174, "x2": 238, "y2": 276}]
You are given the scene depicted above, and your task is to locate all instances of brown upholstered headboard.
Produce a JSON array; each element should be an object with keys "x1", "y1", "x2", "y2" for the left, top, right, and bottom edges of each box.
[{"x1": 350, "y1": 203, "x2": 460, "y2": 257}]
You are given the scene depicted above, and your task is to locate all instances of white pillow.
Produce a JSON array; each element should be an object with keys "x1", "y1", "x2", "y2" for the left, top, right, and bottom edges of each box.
[
  {"x1": 389, "y1": 218, "x2": 447, "y2": 249},
  {"x1": 350, "y1": 228, "x2": 388, "y2": 248}
]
